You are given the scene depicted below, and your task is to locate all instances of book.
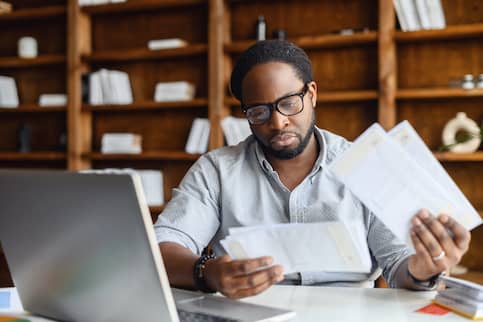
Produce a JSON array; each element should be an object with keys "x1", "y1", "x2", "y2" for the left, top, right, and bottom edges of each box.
[
  {"x1": 101, "y1": 133, "x2": 142, "y2": 154},
  {"x1": 414, "y1": 0, "x2": 432, "y2": 29},
  {"x1": 147, "y1": 38, "x2": 187, "y2": 51},
  {"x1": 89, "y1": 69, "x2": 133, "y2": 105},
  {"x1": 394, "y1": 0, "x2": 409, "y2": 31},
  {"x1": 221, "y1": 116, "x2": 251, "y2": 146},
  {"x1": 154, "y1": 81, "x2": 195, "y2": 102},
  {"x1": 185, "y1": 118, "x2": 210, "y2": 154},
  {"x1": 426, "y1": 0, "x2": 446, "y2": 29},
  {"x1": 0, "y1": 76, "x2": 19, "y2": 108},
  {"x1": 400, "y1": 0, "x2": 422, "y2": 31},
  {"x1": 434, "y1": 293, "x2": 483, "y2": 320},
  {"x1": 38, "y1": 94, "x2": 67, "y2": 107}
]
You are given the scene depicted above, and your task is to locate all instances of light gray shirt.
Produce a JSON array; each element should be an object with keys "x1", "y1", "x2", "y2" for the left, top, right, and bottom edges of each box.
[{"x1": 154, "y1": 128, "x2": 412, "y2": 288}]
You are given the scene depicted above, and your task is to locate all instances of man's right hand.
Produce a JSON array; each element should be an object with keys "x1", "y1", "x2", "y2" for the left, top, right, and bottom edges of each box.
[{"x1": 204, "y1": 255, "x2": 284, "y2": 299}]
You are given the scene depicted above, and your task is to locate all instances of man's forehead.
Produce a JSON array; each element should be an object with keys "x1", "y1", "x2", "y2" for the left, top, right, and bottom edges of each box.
[{"x1": 241, "y1": 62, "x2": 303, "y2": 103}]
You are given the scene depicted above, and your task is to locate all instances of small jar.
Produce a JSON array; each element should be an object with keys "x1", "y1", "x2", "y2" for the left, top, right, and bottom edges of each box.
[
  {"x1": 476, "y1": 74, "x2": 483, "y2": 89},
  {"x1": 461, "y1": 74, "x2": 475, "y2": 90},
  {"x1": 18, "y1": 37, "x2": 38, "y2": 58},
  {"x1": 256, "y1": 16, "x2": 266, "y2": 41}
]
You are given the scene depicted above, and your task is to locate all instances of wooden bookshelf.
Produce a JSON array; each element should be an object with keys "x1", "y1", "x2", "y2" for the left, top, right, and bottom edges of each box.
[
  {"x1": 0, "y1": 152, "x2": 66, "y2": 161},
  {"x1": 225, "y1": 32, "x2": 378, "y2": 53},
  {"x1": 83, "y1": 44, "x2": 208, "y2": 63},
  {"x1": 435, "y1": 152, "x2": 483, "y2": 162},
  {"x1": 84, "y1": 151, "x2": 200, "y2": 161},
  {"x1": 0, "y1": 55, "x2": 66, "y2": 68},
  {"x1": 397, "y1": 88, "x2": 483, "y2": 99},
  {"x1": 81, "y1": 0, "x2": 205, "y2": 15},
  {"x1": 84, "y1": 99, "x2": 208, "y2": 112},
  {"x1": 0, "y1": 5, "x2": 66, "y2": 21},
  {"x1": 0, "y1": 105, "x2": 66, "y2": 113},
  {"x1": 395, "y1": 23, "x2": 483, "y2": 42}
]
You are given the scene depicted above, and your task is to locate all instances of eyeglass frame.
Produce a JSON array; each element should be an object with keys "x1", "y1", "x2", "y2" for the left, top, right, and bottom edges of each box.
[{"x1": 241, "y1": 83, "x2": 310, "y2": 125}]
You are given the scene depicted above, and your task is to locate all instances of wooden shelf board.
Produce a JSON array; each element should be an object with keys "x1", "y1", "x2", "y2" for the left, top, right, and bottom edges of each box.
[
  {"x1": 434, "y1": 152, "x2": 483, "y2": 162},
  {"x1": 81, "y1": 0, "x2": 205, "y2": 15},
  {"x1": 149, "y1": 205, "x2": 166, "y2": 214},
  {"x1": 397, "y1": 88, "x2": 483, "y2": 99},
  {"x1": 395, "y1": 23, "x2": 483, "y2": 42},
  {"x1": 85, "y1": 151, "x2": 200, "y2": 161},
  {"x1": 0, "y1": 55, "x2": 66, "y2": 68},
  {"x1": 225, "y1": 32, "x2": 378, "y2": 53},
  {"x1": 84, "y1": 44, "x2": 207, "y2": 63},
  {"x1": 0, "y1": 105, "x2": 66, "y2": 113},
  {"x1": 84, "y1": 99, "x2": 208, "y2": 112},
  {"x1": 224, "y1": 90, "x2": 378, "y2": 106},
  {"x1": 0, "y1": 6, "x2": 65, "y2": 21},
  {"x1": 317, "y1": 90, "x2": 378, "y2": 102},
  {"x1": 0, "y1": 152, "x2": 66, "y2": 161}
]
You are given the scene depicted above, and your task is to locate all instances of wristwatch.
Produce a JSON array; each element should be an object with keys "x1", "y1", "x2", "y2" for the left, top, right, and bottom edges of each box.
[
  {"x1": 193, "y1": 252, "x2": 216, "y2": 293},
  {"x1": 408, "y1": 270, "x2": 443, "y2": 290}
]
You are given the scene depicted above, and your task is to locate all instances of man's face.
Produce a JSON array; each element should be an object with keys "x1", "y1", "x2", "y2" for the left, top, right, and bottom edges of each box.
[{"x1": 241, "y1": 62, "x2": 317, "y2": 160}]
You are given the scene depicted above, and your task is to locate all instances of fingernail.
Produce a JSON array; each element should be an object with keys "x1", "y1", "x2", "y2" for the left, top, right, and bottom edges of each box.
[
  {"x1": 439, "y1": 215, "x2": 449, "y2": 223},
  {"x1": 420, "y1": 210, "x2": 429, "y2": 219},
  {"x1": 413, "y1": 218, "x2": 422, "y2": 226}
]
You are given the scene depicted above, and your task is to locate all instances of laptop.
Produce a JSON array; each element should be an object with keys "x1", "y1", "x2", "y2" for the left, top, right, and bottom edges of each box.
[{"x1": 0, "y1": 170, "x2": 295, "y2": 322}]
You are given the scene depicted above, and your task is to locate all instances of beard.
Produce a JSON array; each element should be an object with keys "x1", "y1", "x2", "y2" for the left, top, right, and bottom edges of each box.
[{"x1": 253, "y1": 112, "x2": 316, "y2": 160}]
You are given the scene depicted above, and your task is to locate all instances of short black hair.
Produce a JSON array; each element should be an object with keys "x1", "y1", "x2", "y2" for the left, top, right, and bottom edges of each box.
[{"x1": 229, "y1": 40, "x2": 313, "y2": 102}]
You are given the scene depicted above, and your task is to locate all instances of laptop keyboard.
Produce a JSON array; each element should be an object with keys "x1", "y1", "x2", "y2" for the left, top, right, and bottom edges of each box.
[{"x1": 177, "y1": 309, "x2": 239, "y2": 322}]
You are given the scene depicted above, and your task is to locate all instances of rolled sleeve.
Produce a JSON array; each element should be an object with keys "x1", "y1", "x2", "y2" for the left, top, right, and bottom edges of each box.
[
  {"x1": 366, "y1": 212, "x2": 412, "y2": 288},
  {"x1": 154, "y1": 155, "x2": 221, "y2": 255}
]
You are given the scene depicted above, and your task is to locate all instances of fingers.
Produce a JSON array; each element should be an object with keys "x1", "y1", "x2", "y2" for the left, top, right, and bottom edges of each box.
[
  {"x1": 224, "y1": 265, "x2": 284, "y2": 299},
  {"x1": 412, "y1": 210, "x2": 449, "y2": 259},
  {"x1": 438, "y1": 214, "x2": 471, "y2": 251},
  {"x1": 226, "y1": 256, "x2": 274, "y2": 276}
]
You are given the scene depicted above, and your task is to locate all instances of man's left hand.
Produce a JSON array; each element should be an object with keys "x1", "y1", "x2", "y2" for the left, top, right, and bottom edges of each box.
[{"x1": 408, "y1": 209, "x2": 471, "y2": 281}]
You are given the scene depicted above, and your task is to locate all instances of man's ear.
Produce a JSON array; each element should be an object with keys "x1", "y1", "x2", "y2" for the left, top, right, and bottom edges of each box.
[{"x1": 308, "y1": 81, "x2": 317, "y2": 108}]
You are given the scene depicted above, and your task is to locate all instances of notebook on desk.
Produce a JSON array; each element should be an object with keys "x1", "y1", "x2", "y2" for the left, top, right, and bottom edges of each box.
[{"x1": 0, "y1": 170, "x2": 294, "y2": 322}]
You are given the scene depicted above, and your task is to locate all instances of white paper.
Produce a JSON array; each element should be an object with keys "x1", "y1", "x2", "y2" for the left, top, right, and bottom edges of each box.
[
  {"x1": 221, "y1": 222, "x2": 372, "y2": 274},
  {"x1": 328, "y1": 123, "x2": 481, "y2": 251},
  {"x1": 389, "y1": 121, "x2": 481, "y2": 230}
]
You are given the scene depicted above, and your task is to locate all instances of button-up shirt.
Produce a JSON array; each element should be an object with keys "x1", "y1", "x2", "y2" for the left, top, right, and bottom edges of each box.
[{"x1": 154, "y1": 128, "x2": 412, "y2": 287}]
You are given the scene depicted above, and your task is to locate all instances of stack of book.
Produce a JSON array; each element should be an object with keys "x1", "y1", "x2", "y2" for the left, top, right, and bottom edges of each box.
[
  {"x1": 78, "y1": 0, "x2": 126, "y2": 6},
  {"x1": 154, "y1": 81, "x2": 195, "y2": 102},
  {"x1": 148, "y1": 38, "x2": 187, "y2": 51},
  {"x1": 0, "y1": 76, "x2": 19, "y2": 108},
  {"x1": 394, "y1": 0, "x2": 446, "y2": 31},
  {"x1": 221, "y1": 116, "x2": 251, "y2": 146},
  {"x1": 89, "y1": 69, "x2": 133, "y2": 105},
  {"x1": 81, "y1": 168, "x2": 164, "y2": 206},
  {"x1": 185, "y1": 118, "x2": 210, "y2": 154},
  {"x1": 434, "y1": 276, "x2": 483, "y2": 320},
  {"x1": 101, "y1": 133, "x2": 142, "y2": 154},
  {"x1": 39, "y1": 94, "x2": 67, "y2": 107}
]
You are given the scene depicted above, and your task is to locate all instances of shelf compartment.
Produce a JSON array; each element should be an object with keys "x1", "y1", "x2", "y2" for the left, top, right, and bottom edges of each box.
[
  {"x1": 224, "y1": 90, "x2": 378, "y2": 106},
  {"x1": 0, "y1": 152, "x2": 66, "y2": 161},
  {"x1": 85, "y1": 151, "x2": 200, "y2": 161},
  {"x1": 84, "y1": 99, "x2": 208, "y2": 112},
  {"x1": 0, "y1": 6, "x2": 66, "y2": 21},
  {"x1": 81, "y1": 0, "x2": 205, "y2": 15},
  {"x1": 225, "y1": 32, "x2": 378, "y2": 54},
  {"x1": 0, "y1": 55, "x2": 66, "y2": 68},
  {"x1": 83, "y1": 44, "x2": 207, "y2": 63},
  {"x1": 434, "y1": 152, "x2": 483, "y2": 162},
  {"x1": 0, "y1": 105, "x2": 66, "y2": 113},
  {"x1": 395, "y1": 23, "x2": 483, "y2": 43},
  {"x1": 397, "y1": 88, "x2": 483, "y2": 99}
]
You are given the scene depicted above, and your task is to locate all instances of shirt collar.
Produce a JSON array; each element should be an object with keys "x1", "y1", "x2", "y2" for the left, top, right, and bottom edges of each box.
[{"x1": 254, "y1": 127, "x2": 326, "y2": 175}]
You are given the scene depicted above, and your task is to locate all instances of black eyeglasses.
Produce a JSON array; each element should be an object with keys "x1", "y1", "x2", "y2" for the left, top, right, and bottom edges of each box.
[{"x1": 242, "y1": 84, "x2": 309, "y2": 125}]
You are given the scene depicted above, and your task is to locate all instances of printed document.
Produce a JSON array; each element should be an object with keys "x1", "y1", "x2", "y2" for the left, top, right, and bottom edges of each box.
[{"x1": 328, "y1": 123, "x2": 482, "y2": 250}]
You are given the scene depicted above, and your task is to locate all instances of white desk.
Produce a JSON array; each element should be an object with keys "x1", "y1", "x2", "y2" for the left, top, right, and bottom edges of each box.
[
  {"x1": 242, "y1": 285, "x2": 468, "y2": 322},
  {"x1": 0, "y1": 286, "x2": 470, "y2": 321}
]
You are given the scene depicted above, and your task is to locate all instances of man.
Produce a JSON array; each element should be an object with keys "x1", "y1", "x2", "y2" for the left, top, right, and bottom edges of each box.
[{"x1": 154, "y1": 40, "x2": 471, "y2": 299}]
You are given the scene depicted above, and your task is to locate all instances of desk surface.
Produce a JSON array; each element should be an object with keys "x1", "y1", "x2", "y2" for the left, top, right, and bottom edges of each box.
[
  {"x1": 242, "y1": 285, "x2": 468, "y2": 322},
  {"x1": 0, "y1": 286, "x2": 470, "y2": 322}
]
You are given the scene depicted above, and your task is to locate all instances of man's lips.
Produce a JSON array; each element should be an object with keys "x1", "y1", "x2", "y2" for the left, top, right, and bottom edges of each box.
[{"x1": 270, "y1": 132, "x2": 297, "y2": 147}]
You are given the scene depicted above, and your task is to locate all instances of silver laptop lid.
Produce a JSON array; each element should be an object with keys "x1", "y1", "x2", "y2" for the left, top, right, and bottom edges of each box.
[{"x1": 0, "y1": 170, "x2": 179, "y2": 322}]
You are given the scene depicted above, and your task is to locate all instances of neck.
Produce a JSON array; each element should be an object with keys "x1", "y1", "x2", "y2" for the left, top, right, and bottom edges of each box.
[{"x1": 265, "y1": 133, "x2": 319, "y2": 190}]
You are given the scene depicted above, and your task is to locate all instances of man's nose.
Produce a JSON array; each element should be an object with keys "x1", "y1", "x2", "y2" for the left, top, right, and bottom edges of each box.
[{"x1": 268, "y1": 109, "x2": 289, "y2": 129}]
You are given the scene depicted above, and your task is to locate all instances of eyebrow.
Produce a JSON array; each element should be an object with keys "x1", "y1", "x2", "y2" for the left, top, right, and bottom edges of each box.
[{"x1": 243, "y1": 85, "x2": 305, "y2": 107}]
